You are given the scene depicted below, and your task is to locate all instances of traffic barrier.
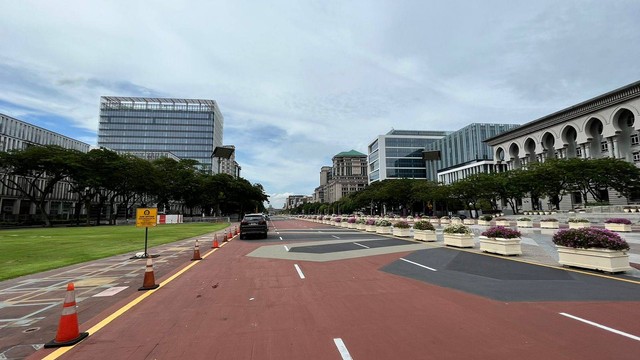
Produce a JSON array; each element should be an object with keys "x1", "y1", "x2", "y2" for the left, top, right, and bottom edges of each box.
[
  {"x1": 44, "y1": 283, "x2": 89, "y2": 348},
  {"x1": 139, "y1": 258, "x2": 160, "y2": 291},
  {"x1": 212, "y1": 234, "x2": 219, "y2": 249},
  {"x1": 191, "y1": 239, "x2": 202, "y2": 261}
]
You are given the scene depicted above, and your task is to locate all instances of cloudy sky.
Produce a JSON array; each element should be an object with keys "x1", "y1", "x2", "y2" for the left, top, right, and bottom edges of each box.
[{"x1": 1, "y1": 0, "x2": 640, "y2": 208}]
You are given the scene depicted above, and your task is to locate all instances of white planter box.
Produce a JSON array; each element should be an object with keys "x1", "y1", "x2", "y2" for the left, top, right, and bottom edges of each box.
[
  {"x1": 443, "y1": 233, "x2": 475, "y2": 248},
  {"x1": 463, "y1": 219, "x2": 476, "y2": 225},
  {"x1": 604, "y1": 223, "x2": 632, "y2": 232},
  {"x1": 477, "y1": 220, "x2": 491, "y2": 226},
  {"x1": 413, "y1": 229, "x2": 437, "y2": 242},
  {"x1": 540, "y1": 221, "x2": 559, "y2": 229},
  {"x1": 568, "y1": 222, "x2": 590, "y2": 229},
  {"x1": 479, "y1": 236, "x2": 522, "y2": 256},
  {"x1": 516, "y1": 221, "x2": 532, "y2": 228},
  {"x1": 356, "y1": 223, "x2": 366, "y2": 230},
  {"x1": 556, "y1": 246, "x2": 631, "y2": 273},
  {"x1": 392, "y1": 228, "x2": 411, "y2": 237},
  {"x1": 495, "y1": 220, "x2": 510, "y2": 227},
  {"x1": 440, "y1": 219, "x2": 450, "y2": 225},
  {"x1": 376, "y1": 226, "x2": 392, "y2": 234},
  {"x1": 365, "y1": 224, "x2": 377, "y2": 232}
]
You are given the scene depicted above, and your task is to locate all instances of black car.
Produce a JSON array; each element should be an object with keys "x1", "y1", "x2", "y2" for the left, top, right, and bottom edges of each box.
[{"x1": 240, "y1": 213, "x2": 269, "y2": 239}]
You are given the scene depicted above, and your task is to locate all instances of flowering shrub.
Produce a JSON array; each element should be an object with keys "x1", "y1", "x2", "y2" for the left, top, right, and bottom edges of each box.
[
  {"x1": 394, "y1": 221, "x2": 410, "y2": 229},
  {"x1": 450, "y1": 216, "x2": 461, "y2": 221},
  {"x1": 365, "y1": 219, "x2": 376, "y2": 226},
  {"x1": 480, "y1": 215, "x2": 493, "y2": 221},
  {"x1": 356, "y1": 218, "x2": 366, "y2": 224},
  {"x1": 334, "y1": 217, "x2": 342, "y2": 223},
  {"x1": 376, "y1": 219, "x2": 392, "y2": 227},
  {"x1": 517, "y1": 217, "x2": 531, "y2": 221},
  {"x1": 552, "y1": 228, "x2": 630, "y2": 251},
  {"x1": 406, "y1": 215, "x2": 414, "y2": 220},
  {"x1": 604, "y1": 218, "x2": 632, "y2": 224},
  {"x1": 413, "y1": 220, "x2": 435, "y2": 231},
  {"x1": 443, "y1": 224, "x2": 471, "y2": 235},
  {"x1": 481, "y1": 226, "x2": 521, "y2": 239},
  {"x1": 347, "y1": 217, "x2": 356, "y2": 224},
  {"x1": 441, "y1": 216, "x2": 450, "y2": 220},
  {"x1": 540, "y1": 218, "x2": 558, "y2": 222},
  {"x1": 318, "y1": 216, "x2": 324, "y2": 220},
  {"x1": 568, "y1": 218, "x2": 590, "y2": 223}
]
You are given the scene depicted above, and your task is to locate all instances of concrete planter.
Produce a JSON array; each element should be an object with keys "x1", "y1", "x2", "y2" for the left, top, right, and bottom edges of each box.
[
  {"x1": 568, "y1": 222, "x2": 590, "y2": 229},
  {"x1": 479, "y1": 236, "x2": 522, "y2": 256},
  {"x1": 392, "y1": 228, "x2": 411, "y2": 237},
  {"x1": 443, "y1": 233, "x2": 475, "y2": 248},
  {"x1": 365, "y1": 225, "x2": 377, "y2": 232},
  {"x1": 356, "y1": 223, "x2": 366, "y2": 230},
  {"x1": 556, "y1": 246, "x2": 631, "y2": 273},
  {"x1": 495, "y1": 220, "x2": 510, "y2": 227},
  {"x1": 604, "y1": 223, "x2": 632, "y2": 232},
  {"x1": 376, "y1": 226, "x2": 392, "y2": 234},
  {"x1": 516, "y1": 220, "x2": 532, "y2": 228},
  {"x1": 413, "y1": 229, "x2": 437, "y2": 242},
  {"x1": 540, "y1": 221, "x2": 559, "y2": 229},
  {"x1": 477, "y1": 220, "x2": 491, "y2": 226},
  {"x1": 463, "y1": 219, "x2": 476, "y2": 225},
  {"x1": 440, "y1": 219, "x2": 450, "y2": 225}
]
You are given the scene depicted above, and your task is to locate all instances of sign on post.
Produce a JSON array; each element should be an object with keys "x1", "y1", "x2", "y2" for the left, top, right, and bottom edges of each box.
[{"x1": 136, "y1": 208, "x2": 158, "y2": 228}]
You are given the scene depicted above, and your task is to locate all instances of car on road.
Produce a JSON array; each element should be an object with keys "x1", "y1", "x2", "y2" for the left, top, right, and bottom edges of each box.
[{"x1": 240, "y1": 213, "x2": 269, "y2": 239}]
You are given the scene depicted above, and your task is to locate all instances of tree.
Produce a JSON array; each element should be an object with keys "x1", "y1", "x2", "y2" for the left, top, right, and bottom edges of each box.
[{"x1": 0, "y1": 145, "x2": 80, "y2": 226}]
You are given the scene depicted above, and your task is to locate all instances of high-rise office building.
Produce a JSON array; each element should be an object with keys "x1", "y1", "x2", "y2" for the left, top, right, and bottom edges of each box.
[
  {"x1": 368, "y1": 130, "x2": 449, "y2": 183},
  {"x1": 97, "y1": 96, "x2": 223, "y2": 172}
]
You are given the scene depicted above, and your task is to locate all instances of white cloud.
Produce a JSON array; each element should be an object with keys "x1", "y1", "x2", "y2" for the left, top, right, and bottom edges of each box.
[{"x1": 1, "y1": 1, "x2": 640, "y2": 208}]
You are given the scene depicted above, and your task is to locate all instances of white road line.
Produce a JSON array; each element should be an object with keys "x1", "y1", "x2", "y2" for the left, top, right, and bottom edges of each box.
[
  {"x1": 279, "y1": 236, "x2": 283, "y2": 241},
  {"x1": 400, "y1": 258, "x2": 437, "y2": 272},
  {"x1": 353, "y1": 242, "x2": 370, "y2": 249},
  {"x1": 333, "y1": 338, "x2": 353, "y2": 360},
  {"x1": 332, "y1": 235, "x2": 341, "y2": 239},
  {"x1": 559, "y1": 313, "x2": 640, "y2": 341},
  {"x1": 294, "y1": 264, "x2": 305, "y2": 279},
  {"x1": 284, "y1": 245, "x2": 289, "y2": 252}
]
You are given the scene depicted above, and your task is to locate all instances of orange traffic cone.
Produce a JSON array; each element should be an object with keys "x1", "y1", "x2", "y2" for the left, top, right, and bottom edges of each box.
[
  {"x1": 191, "y1": 239, "x2": 202, "y2": 261},
  {"x1": 44, "y1": 283, "x2": 89, "y2": 348},
  {"x1": 212, "y1": 234, "x2": 219, "y2": 249},
  {"x1": 223, "y1": 233, "x2": 228, "y2": 242},
  {"x1": 228, "y1": 230, "x2": 233, "y2": 240},
  {"x1": 138, "y1": 258, "x2": 159, "y2": 291},
  {"x1": 235, "y1": 226, "x2": 239, "y2": 235}
]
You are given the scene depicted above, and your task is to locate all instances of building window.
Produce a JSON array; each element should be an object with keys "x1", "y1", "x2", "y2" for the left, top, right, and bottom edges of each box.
[
  {"x1": 601, "y1": 141, "x2": 608, "y2": 152},
  {"x1": 631, "y1": 133, "x2": 639, "y2": 145},
  {"x1": 576, "y1": 147, "x2": 582, "y2": 157},
  {"x1": 633, "y1": 151, "x2": 640, "y2": 162}
]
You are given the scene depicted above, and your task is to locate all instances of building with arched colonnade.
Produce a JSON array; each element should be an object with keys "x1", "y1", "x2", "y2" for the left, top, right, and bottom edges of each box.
[{"x1": 485, "y1": 80, "x2": 640, "y2": 211}]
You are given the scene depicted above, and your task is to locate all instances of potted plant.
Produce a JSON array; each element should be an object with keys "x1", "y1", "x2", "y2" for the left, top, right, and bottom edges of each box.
[
  {"x1": 477, "y1": 215, "x2": 492, "y2": 226},
  {"x1": 365, "y1": 219, "x2": 377, "y2": 232},
  {"x1": 494, "y1": 217, "x2": 510, "y2": 227},
  {"x1": 392, "y1": 220, "x2": 411, "y2": 237},
  {"x1": 346, "y1": 217, "x2": 357, "y2": 229},
  {"x1": 413, "y1": 220, "x2": 437, "y2": 241},
  {"x1": 355, "y1": 218, "x2": 366, "y2": 230},
  {"x1": 440, "y1": 216, "x2": 451, "y2": 225},
  {"x1": 516, "y1": 217, "x2": 532, "y2": 228},
  {"x1": 540, "y1": 218, "x2": 559, "y2": 229},
  {"x1": 450, "y1": 216, "x2": 462, "y2": 225},
  {"x1": 604, "y1": 218, "x2": 632, "y2": 232},
  {"x1": 334, "y1": 217, "x2": 342, "y2": 226},
  {"x1": 567, "y1": 218, "x2": 590, "y2": 229},
  {"x1": 479, "y1": 226, "x2": 522, "y2": 256},
  {"x1": 442, "y1": 224, "x2": 474, "y2": 248},
  {"x1": 552, "y1": 228, "x2": 631, "y2": 272},
  {"x1": 375, "y1": 219, "x2": 392, "y2": 234}
]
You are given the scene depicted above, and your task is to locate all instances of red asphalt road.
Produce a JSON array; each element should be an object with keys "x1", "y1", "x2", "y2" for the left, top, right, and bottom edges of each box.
[{"x1": 33, "y1": 219, "x2": 640, "y2": 360}]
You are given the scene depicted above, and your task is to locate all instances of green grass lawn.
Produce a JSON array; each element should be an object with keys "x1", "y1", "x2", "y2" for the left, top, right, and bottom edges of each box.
[{"x1": 0, "y1": 222, "x2": 229, "y2": 281}]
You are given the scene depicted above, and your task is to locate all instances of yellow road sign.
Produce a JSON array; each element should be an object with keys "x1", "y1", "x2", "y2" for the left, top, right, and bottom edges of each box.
[{"x1": 136, "y1": 208, "x2": 158, "y2": 227}]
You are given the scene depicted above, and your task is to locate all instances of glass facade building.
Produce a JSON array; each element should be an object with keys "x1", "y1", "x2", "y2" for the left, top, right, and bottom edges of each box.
[
  {"x1": 368, "y1": 130, "x2": 449, "y2": 183},
  {"x1": 424, "y1": 123, "x2": 520, "y2": 183},
  {"x1": 98, "y1": 96, "x2": 223, "y2": 172}
]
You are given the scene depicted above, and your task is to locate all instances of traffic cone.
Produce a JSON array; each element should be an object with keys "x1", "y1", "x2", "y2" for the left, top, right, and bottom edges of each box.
[
  {"x1": 228, "y1": 230, "x2": 233, "y2": 240},
  {"x1": 223, "y1": 233, "x2": 228, "y2": 242},
  {"x1": 44, "y1": 283, "x2": 89, "y2": 348},
  {"x1": 191, "y1": 239, "x2": 202, "y2": 261},
  {"x1": 138, "y1": 258, "x2": 159, "y2": 291},
  {"x1": 212, "y1": 234, "x2": 219, "y2": 249},
  {"x1": 235, "y1": 226, "x2": 239, "y2": 235}
]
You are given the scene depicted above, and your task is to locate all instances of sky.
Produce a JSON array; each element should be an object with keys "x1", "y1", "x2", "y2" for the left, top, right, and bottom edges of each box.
[{"x1": 1, "y1": 0, "x2": 640, "y2": 209}]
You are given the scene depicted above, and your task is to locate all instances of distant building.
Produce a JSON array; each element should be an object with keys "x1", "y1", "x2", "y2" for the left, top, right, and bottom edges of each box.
[
  {"x1": 212, "y1": 145, "x2": 241, "y2": 178},
  {"x1": 314, "y1": 150, "x2": 368, "y2": 203},
  {"x1": 97, "y1": 96, "x2": 224, "y2": 172},
  {"x1": 424, "y1": 123, "x2": 520, "y2": 184},
  {"x1": 368, "y1": 129, "x2": 449, "y2": 184},
  {"x1": 284, "y1": 195, "x2": 313, "y2": 210},
  {"x1": 0, "y1": 113, "x2": 91, "y2": 219}
]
